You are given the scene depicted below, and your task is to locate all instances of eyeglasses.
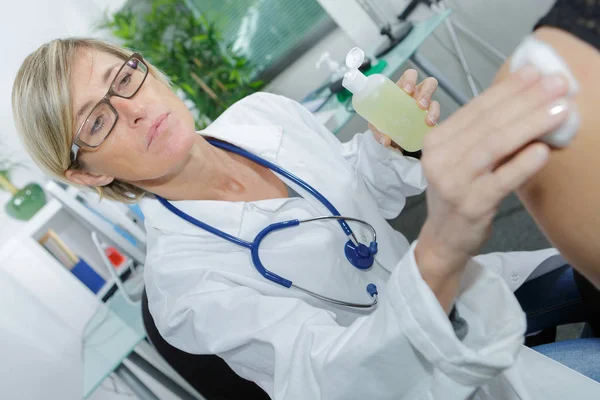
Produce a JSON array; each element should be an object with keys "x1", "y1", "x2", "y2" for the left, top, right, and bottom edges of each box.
[{"x1": 70, "y1": 53, "x2": 148, "y2": 166}]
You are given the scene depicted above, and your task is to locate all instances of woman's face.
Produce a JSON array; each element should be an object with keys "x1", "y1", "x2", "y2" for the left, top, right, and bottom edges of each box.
[{"x1": 67, "y1": 48, "x2": 197, "y2": 187}]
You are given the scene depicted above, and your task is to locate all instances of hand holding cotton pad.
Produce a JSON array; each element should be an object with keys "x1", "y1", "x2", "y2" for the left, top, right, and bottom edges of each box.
[{"x1": 510, "y1": 36, "x2": 580, "y2": 147}]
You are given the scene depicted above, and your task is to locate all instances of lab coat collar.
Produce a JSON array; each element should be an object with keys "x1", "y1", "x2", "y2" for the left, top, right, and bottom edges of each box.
[
  {"x1": 201, "y1": 118, "x2": 283, "y2": 163},
  {"x1": 142, "y1": 120, "x2": 284, "y2": 237}
]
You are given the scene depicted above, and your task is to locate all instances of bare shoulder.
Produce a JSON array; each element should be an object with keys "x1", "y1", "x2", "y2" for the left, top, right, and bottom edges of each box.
[{"x1": 494, "y1": 27, "x2": 600, "y2": 285}]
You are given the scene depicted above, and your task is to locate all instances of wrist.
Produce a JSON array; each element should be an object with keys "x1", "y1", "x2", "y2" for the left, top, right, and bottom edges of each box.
[
  {"x1": 416, "y1": 222, "x2": 471, "y2": 272},
  {"x1": 415, "y1": 227, "x2": 470, "y2": 313}
]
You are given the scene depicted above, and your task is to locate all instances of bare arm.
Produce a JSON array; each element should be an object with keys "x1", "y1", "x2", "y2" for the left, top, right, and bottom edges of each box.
[{"x1": 493, "y1": 27, "x2": 600, "y2": 287}]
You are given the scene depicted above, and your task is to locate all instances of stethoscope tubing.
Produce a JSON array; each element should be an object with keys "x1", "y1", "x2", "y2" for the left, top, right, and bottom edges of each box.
[{"x1": 156, "y1": 139, "x2": 380, "y2": 309}]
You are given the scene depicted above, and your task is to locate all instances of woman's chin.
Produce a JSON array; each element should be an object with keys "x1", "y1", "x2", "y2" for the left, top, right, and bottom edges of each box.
[
  {"x1": 155, "y1": 133, "x2": 196, "y2": 170},
  {"x1": 151, "y1": 125, "x2": 196, "y2": 155}
]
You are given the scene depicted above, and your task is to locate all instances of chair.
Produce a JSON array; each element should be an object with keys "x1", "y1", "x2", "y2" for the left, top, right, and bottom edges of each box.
[{"x1": 141, "y1": 291, "x2": 271, "y2": 400}]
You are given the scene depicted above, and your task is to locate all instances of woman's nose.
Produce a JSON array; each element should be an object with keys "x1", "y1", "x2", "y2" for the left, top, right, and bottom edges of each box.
[{"x1": 111, "y1": 96, "x2": 147, "y2": 126}]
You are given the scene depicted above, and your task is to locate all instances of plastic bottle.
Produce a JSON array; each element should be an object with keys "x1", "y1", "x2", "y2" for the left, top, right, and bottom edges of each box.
[{"x1": 342, "y1": 47, "x2": 431, "y2": 152}]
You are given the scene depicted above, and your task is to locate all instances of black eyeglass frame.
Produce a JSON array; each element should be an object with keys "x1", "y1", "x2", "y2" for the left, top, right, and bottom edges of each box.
[{"x1": 70, "y1": 53, "x2": 148, "y2": 165}]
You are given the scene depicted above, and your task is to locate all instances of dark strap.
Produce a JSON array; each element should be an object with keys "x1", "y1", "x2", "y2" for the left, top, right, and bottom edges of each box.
[
  {"x1": 534, "y1": 0, "x2": 600, "y2": 50},
  {"x1": 449, "y1": 306, "x2": 468, "y2": 341}
]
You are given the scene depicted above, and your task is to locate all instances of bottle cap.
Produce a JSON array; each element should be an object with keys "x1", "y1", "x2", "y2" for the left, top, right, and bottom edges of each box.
[
  {"x1": 342, "y1": 47, "x2": 368, "y2": 94},
  {"x1": 346, "y1": 47, "x2": 365, "y2": 69}
]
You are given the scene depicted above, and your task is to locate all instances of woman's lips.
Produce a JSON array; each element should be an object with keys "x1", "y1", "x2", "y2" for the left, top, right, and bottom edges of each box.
[{"x1": 148, "y1": 113, "x2": 169, "y2": 148}]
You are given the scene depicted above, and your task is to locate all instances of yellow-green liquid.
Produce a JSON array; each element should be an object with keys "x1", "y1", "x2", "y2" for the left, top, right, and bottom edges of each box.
[{"x1": 353, "y1": 78, "x2": 431, "y2": 152}]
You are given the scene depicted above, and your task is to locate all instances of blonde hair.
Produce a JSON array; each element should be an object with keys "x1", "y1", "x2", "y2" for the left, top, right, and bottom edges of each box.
[{"x1": 12, "y1": 38, "x2": 169, "y2": 202}]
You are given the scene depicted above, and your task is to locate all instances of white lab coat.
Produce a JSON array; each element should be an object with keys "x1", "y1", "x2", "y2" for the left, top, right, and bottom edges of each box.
[{"x1": 142, "y1": 93, "x2": 600, "y2": 399}]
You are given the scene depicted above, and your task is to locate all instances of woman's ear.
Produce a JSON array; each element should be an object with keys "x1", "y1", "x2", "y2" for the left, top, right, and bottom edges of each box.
[{"x1": 65, "y1": 169, "x2": 114, "y2": 187}]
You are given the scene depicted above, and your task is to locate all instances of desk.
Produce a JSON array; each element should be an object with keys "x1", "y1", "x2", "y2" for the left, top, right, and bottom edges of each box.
[
  {"x1": 311, "y1": 9, "x2": 465, "y2": 135},
  {"x1": 0, "y1": 198, "x2": 199, "y2": 398},
  {"x1": 83, "y1": 290, "x2": 145, "y2": 397},
  {"x1": 83, "y1": 290, "x2": 202, "y2": 399}
]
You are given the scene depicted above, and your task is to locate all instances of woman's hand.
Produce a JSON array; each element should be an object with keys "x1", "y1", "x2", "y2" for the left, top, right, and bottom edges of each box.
[
  {"x1": 414, "y1": 66, "x2": 571, "y2": 312},
  {"x1": 370, "y1": 69, "x2": 441, "y2": 150}
]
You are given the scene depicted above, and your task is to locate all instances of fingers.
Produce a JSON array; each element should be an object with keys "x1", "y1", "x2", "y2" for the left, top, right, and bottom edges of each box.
[
  {"x1": 379, "y1": 133, "x2": 392, "y2": 147},
  {"x1": 369, "y1": 123, "x2": 391, "y2": 147},
  {"x1": 461, "y1": 74, "x2": 570, "y2": 153},
  {"x1": 397, "y1": 69, "x2": 418, "y2": 94},
  {"x1": 464, "y1": 98, "x2": 570, "y2": 179},
  {"x1": 427, "y1": 101, "x2": 441, "y2": 126},
  {"x1": 473, "y1": 142, "x2": 550, "y2": 210},
  {"x1": 424, "y1": 65, "x2": 542, "y2": 148},
  {"x1": 415, "y1": 78, "x2": 439, "y2": 110},
  {"x1": 397, "y1": 70, "x2": 438, "y2": 110}
]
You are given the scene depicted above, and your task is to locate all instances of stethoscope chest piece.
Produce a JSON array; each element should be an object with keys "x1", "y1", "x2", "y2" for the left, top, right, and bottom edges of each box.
[{"x1": 344, "y1": 240, "x2": 378, "y2": 270}]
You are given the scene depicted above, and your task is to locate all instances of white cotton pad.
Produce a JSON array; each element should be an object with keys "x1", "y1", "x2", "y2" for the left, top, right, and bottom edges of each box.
[{"x1": 510, "y1": 36, "x2": 580, "y2": 148}]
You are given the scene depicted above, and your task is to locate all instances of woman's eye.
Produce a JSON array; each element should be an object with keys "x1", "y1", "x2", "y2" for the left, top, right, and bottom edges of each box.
[
  {"x1": 118, "y1": 74, "x2": 132, "y2": 90},
  {"x1": 90, "y1": 116, "x2": 104, "y2": 136}
]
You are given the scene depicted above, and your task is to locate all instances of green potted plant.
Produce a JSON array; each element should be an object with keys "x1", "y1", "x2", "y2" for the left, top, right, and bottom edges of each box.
[
  {"x1": 0, "y1": 157, "x2": 46, "y2": 221},
  {"x1": 102, "y1": 0, "x2": 264, "y2": 128}
]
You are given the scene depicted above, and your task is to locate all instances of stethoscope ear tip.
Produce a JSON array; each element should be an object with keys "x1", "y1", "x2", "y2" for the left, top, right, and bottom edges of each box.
[
  {"x1": 367, "y1": 283, "x2": 378, "y2": 297},
  {"x1": 369, "y1": 241, "x2": 378, "y2": 255}
]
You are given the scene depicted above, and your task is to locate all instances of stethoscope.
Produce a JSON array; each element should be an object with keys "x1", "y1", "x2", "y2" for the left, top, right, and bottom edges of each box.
[{"x1": 156, "y1": 139, "x2": 380, "y2": 309}]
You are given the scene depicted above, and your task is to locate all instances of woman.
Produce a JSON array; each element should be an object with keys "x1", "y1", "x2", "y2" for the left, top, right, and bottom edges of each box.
[{"x1": 12, "y1": 38, "x2": 599, "y2": 399}]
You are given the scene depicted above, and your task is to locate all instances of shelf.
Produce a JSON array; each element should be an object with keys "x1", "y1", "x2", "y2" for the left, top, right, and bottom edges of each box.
[
  {"x1": 15, "y1": 194, "x2": 138, "y2": 300},
  {"x1": 30, "y1": 206, "x2": 118, "y2": 286},
  {"x1": 65, "y1": 185, "x2": 147, "y2": 246},
  {"x1": 17, "y1": 199, "x2": 63, "y2": 239},
  {"x1": 45, "y1": 181, "x2": 146, "y2": 264},
  {"x1": 0, "y1": 182, "x2": 147, "y2": 301}
]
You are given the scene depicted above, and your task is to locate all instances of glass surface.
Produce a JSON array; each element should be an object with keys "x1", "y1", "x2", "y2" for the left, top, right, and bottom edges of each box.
[
  {"x1": 188, "y1": 0, "x2": 327, "y2": 74},
  {"x1": 5, "y1": 183, "x2": 47, "y2": 221},
  {"x1": 82, "y1": 290, "x2": 145, "y2": 398},
  {"x1": 315, "y1": 10, "x2": 452, "y2": 135}
]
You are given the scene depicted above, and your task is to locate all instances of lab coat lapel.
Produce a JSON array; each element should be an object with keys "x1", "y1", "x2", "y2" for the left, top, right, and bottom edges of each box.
[{"x1": 142, "y1": 197, "x2": 246, "y2": 241}]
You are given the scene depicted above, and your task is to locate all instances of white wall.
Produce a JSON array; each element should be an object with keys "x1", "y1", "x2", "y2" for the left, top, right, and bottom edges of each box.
[
  {"x1": 316, "y1": 0, "x2": 414, "y2": 52},
  {"x1": 0, "y1": 2, "x2": 134, "y2": 399},
  {"x1": 0, "y1": 0, "x2": 126, "y2": 225},
  {"x1": 413, "y1": 0, "x2": 555, "y2": 103},
  {"x1": 266, "y1": 0, "x2": 555, "y2": 140}
]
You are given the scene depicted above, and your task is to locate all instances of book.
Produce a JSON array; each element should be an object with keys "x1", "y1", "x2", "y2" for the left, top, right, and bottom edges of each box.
[
  {"x1": 39, "y1": 229, "x2": 78, "y2": 269},
  {"x1": 38, "y1": 229, "x2": 105, "y2": 294}
]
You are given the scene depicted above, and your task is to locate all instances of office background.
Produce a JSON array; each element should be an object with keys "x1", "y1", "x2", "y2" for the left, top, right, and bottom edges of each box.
[{"x1": 0, "y1": 1, "x2": 559, "y2": 399}]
